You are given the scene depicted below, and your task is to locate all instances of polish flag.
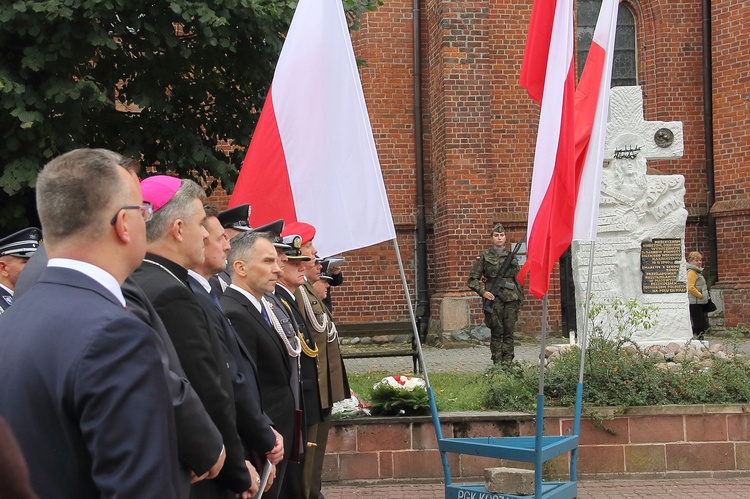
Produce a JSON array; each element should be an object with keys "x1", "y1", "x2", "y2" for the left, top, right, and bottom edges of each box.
[
  {"x1": 517, "y1": 0, "x2": 577, "y2": 299},
  {"x1": 572, "y1": 0, "x2": 619, "y2": 242},
  {"x1": 229, "y1": 0, "x2": 396, "y2": 257}
]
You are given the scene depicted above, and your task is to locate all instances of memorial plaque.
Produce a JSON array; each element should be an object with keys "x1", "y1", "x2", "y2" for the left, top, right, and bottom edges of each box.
[{"x1": 641, "y1": 239, "x2": 684, "y2": 294}]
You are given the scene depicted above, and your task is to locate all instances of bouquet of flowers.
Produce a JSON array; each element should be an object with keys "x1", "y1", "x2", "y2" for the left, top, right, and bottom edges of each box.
[
  {"x1": 331, "y1": 390, "x2": 371, "y2": 419},
  {"x1": 369, "y1": 375, "x2": 429, "y2": 416}
]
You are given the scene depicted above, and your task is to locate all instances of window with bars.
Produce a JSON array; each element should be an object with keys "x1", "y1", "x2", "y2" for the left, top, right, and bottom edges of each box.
[{"x1": 576, "y1": 1, "x2": 637, "y2": 87}]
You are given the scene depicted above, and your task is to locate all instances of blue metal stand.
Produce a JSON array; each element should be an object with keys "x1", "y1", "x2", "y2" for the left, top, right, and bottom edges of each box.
[{"x1": 426, "y1": 296, "x2": 583, "y2": 498}]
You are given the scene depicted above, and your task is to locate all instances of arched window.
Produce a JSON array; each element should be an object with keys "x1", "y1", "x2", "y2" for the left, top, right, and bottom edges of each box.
[{"x1": 576, "y1": 1, "x2": 637, "y2": 87}]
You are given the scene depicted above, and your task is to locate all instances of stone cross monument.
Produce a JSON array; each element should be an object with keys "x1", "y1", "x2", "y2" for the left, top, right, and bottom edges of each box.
[{"x1": 572, "y1": 86, "x2": 691, "y2": 345}]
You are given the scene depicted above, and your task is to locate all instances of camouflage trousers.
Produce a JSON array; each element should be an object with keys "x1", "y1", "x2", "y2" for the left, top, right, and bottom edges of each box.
[{"x1": 484, "y1": 300, "x2": 520, "y2": 365}]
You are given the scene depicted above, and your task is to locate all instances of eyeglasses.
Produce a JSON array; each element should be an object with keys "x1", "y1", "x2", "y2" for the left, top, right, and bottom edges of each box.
[{"x1": 110, "y1": 203, "x2": 154, "y2": 225}]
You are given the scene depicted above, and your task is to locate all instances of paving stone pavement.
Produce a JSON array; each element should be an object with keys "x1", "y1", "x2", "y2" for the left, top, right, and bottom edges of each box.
[
  {"x1": 342, "y1": 335, "x2": 750, "y2": 375},
  {"x1": 342, "y1": 342, "x2": 540, "y2": 374},
  {"x1": 322, "y1": 477, "x2": 750, "y2": 498}
]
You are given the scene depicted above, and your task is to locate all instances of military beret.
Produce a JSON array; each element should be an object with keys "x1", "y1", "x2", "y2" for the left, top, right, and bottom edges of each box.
[
  {"x1": 218, "y1": 204, "x2": 252, "y2": 231},
  {"x1": 281, "y1": 221, "x2": 315, "y2": 245},
  {"x1": 251, "y1": 219, "x2": 290, "y2": 249},
  {"x1": 0, "y1": 227, "x2": 42, "y2": 258},
  {"x1": 492, "y1": 223, "x2": 505, "y2": 234}
]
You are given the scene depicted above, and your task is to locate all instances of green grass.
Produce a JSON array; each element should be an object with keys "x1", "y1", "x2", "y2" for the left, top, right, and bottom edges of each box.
[{"x1": 348, "y1": 371, "x2": 486, "y2": 412}]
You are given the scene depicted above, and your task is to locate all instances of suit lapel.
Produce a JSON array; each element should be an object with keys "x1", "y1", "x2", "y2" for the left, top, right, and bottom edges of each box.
[
  {"x1": 229, "y1": 288, "x2": 290, "y2": 368},
  {"x1": 192, "y1": 282, "x2": 265, "y2": 390},
  {"x1": 275, "y1": 286, "x2": 301, "y2": 318}
]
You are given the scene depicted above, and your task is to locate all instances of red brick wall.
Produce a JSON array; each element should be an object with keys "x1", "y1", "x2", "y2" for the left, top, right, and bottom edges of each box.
[
  {"x1": 710, "y1": 0, "x2": 750, "y2": 327},
  {"x1": 210, "y1": 0, "x2": 750, "y2": 332}
]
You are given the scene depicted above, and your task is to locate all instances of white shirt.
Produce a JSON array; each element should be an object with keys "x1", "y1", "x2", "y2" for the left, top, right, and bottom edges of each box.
[
  {"x1": 187, "y1": 270, "x2": 212, "y2": 294},
  {"x1": 276, "y1": 283, "x2": 296, "y2": 301},
  {"x1": 228, "y1": 283, "x2": 265, "y2": 313},
  {"x1": 48, "y1": 258, "x2": 126, "y2": 307}
]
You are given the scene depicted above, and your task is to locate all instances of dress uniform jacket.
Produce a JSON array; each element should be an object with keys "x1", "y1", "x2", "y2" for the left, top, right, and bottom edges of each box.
[
  {"x1": 133, "y1": 254, "x2": 251, "y2": 498},
  {"x1": 295, "y1": 281, "x2": 350, "y2": 409},
  {"x1": 275, "y1": 285, "x2": 324, "y2": 425},
  {"x1": 265, "y1": 290, "x2": 303, "y2": 412},
  {"x1": 0, "y1": 267, "x2": 179, "y2": 498},
  {"x1": 0, "y1": 283, "x2": 12, "y2": 314}
]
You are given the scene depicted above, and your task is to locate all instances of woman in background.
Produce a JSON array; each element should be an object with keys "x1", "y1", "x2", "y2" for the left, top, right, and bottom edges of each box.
[{"x1": 686, "y1": 251, "x2": 709, "y2": 340}]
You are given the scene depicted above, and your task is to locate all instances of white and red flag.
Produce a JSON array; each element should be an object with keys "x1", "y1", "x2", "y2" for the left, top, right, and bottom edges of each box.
[
  {"x1": 572, "y1": 0, "x2": 619, "y2": 242},
  {"x1": 517, "y1": 0, "x2": 577, "y2": 299},
  {"x1": 518, "y1": 0, "x2": 618, "y2": 298},
  {"x1": 229, "y1": 0, "x2": 396, "y2": 257}
]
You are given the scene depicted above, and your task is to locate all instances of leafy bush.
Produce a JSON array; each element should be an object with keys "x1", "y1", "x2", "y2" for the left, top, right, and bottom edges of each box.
[
  {"x1": 480, "y1": 363, "x2": 538, "y2": 412},
  {"x1": 480, "y1": 343, "x2": 750, "y2": 412},
  {"x1": 585, "y1": 296, "x2": 659, "y2": 343}
]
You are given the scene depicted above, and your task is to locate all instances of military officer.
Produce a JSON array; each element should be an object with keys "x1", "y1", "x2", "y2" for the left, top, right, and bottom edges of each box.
[
  {"x1": 0, "y1": 227, "x2": 41, "y2": 313},
  {"x1": 212, "y1": 204, "x2": 254, "y2": 294},
  {"x1": 218, "y1": 204, "x2": 253, "y2": 239},
  {"x1": 467, "y1": 223, "x2": 523, "y2": 365},
  {"x1": 283, "y1": 221, "x2": 350, "y2": 499}
]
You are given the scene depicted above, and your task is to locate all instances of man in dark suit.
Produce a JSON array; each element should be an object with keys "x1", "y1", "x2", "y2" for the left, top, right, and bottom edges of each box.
[
  {"x1": 0, "y1": 149, "x2": 180, "y2": 498},
  {"x1": 14, "y1": 243, "x2": 226, "y2": 496},
  {"x1": 132, "y1": 175, "x2": 257, "y2": 499},
  {"x1": 220, "y1": 231, "x2": 303, "y2": 498},
  {"x1": 188, "y1": 205, "x2": 283, "y2": 497}
]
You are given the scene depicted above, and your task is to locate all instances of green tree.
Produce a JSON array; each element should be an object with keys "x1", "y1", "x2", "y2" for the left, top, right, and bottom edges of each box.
[{"x1": 0, "y1": 0, "x2": 380, "y2": 231}]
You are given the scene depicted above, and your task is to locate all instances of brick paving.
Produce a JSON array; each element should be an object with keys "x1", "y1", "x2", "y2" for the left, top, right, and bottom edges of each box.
[{"x1": 323, "y1": 477, "x2": 750, "y2": 498}]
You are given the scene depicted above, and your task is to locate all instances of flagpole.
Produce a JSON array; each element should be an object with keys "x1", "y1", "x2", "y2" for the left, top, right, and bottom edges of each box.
[
  {"x1": 570, "y1": 240, "x2": 595, "y2": 480},
  {"x1": 578, "y1": 241, "x2": 596, "y2": 385},
  {"x1": 534, "y1": 294, "x2": 549, "y2": 497},
  {"x1": 392, "y1": 236, "x2": 453, "y2": 482},
  {"x1": 391, "y1": 237, "x2": 429, "y2": 385}
]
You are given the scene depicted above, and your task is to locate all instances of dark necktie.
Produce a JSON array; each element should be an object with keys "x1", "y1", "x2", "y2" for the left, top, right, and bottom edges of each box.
[
  {"x1": 208, "y1": 289, "x2": 222, "y2": 309},
  {"x1": 260, "y1": 304, "x2": 271, "y2": 326}
]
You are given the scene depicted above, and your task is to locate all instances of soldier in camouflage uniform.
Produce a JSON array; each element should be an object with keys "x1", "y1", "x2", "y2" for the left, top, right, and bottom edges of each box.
[{"x1": 467, "y1": 223, "x2": 523, "y2": 365}]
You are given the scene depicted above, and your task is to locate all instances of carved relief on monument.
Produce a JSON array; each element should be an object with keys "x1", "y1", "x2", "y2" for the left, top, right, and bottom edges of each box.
[{"x1": 572, "y1": 86, "x2": 692, "y2": 345}]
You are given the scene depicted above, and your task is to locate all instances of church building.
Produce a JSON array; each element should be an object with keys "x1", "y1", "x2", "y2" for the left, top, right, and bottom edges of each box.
[{"x1": 221, "y1": 1, "x2": 749, "y2": 340}]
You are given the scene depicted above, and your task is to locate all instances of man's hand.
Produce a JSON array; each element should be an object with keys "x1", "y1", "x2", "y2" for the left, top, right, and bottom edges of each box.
[
  {"x1": 264, "y1": 463, "x2": 276, "y2": 492},
  {"x1": 240, "y1": 461, "x2": 260, "y2": 498},
  {"x1": 266, "y1": 427, "x2": 284, "y2": 465},
  {"x1": 192, "y1": 446, "x2": 226, "y2": 483},
  {"x1": 483, "y1": 291, "x2": 495, "y2": 301}
]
